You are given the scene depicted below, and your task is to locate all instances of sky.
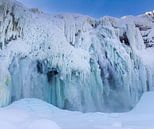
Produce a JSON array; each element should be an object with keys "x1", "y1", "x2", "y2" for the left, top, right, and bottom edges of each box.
[{"x1": 17, "y1": 0, "x2": 154, "y2": 18}]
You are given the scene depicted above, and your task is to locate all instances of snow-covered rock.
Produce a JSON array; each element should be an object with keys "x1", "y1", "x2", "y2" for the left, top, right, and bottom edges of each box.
[{"x1": 0, "y1": 0, "x2": 154, "y2": 112}]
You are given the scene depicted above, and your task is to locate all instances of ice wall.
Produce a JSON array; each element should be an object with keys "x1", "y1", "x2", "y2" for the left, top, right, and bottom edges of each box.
[
  {"x1": 0, "y1": 0, "x2": 154, "y2": 112},
  {"x1": 95, "y1": 17, "x2": 151, "y2": 111}
]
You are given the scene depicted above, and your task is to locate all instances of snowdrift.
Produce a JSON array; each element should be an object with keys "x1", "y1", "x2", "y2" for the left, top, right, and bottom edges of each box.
[
  {"x1": 0, "y1": 92, "x2": 153, "y2": 129},
  {"x1": 131, "y1": 91, "x2": 154, "y2": 113}
]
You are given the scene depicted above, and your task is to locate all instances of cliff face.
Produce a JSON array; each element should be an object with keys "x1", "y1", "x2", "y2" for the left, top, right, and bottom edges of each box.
[{"x1": 0, "y1": 0, "x2": 154, "y2": 112}]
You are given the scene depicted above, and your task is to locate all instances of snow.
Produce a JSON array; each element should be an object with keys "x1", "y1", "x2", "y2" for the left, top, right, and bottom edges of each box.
[
  {"x1": 0, "y1": 91, "x2": 154, "y2": 129},
  {"x1": 141, "y1": 48, "x2": 154, "y2": 72},
  {"x1": 132, "y1": 91, "x2": 154, "y2": 113},
  {"x1": 28, "y1": 119, "x2": 61, "y2": 129}
]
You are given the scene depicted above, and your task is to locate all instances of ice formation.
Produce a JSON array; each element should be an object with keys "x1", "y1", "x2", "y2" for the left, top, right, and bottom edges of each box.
[{"x1": 0, "y1": 0, "x2": 154, "y2": 112}]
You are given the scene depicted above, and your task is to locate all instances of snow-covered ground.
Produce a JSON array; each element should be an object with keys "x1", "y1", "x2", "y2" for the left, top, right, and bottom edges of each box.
[{"x1": 0, "y1": 91, "x2": 154, "y2": 129}]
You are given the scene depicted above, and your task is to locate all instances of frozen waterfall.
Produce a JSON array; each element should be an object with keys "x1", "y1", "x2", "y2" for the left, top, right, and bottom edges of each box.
[{"x1": 0, "y1": 0, "x2": 154, "y2": 112}]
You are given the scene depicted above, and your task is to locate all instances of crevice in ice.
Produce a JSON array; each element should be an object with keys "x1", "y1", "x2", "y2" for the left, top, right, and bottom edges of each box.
[
  {"x1": 37, "y1": 61, "x2": 43, "y2": 74},
  {"x1": 47, "y1": 68, "x2": 58, "y2": 83},
  {"x1": 135, "y1": 24, "x2": 152, "y2": 31},
  {"x1": 119, "y1": 32, "x2": 130, "y2": 46}
]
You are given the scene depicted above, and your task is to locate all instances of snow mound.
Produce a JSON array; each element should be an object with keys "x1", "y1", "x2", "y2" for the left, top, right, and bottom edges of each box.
[
  {"x1": 7, "y1": 98, "x2": 60, "y2": 111},
  {"x1": 0, "y1": 121, "x2": 17, "y2": 129},
  {"x1": 0, "y1": 99, "x2": 62, "y2": 129},
  {"x1": 28, "y1": 119, "x2": 61, "y2": 129},
  {"x1": 132, "y1": 91, "x2": 154, "y2": 113},
  {"x1": 0, "y1": 94, "x2": 154, "y2": 129}
]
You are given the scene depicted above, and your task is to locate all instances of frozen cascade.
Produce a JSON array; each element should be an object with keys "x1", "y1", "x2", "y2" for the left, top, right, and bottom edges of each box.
[
  {"x1": 0, "y1": 0, "x2": 154, "y2": 112},
  {"x1": 9, "y1": 56, "x2": 104, "y2": 112}
]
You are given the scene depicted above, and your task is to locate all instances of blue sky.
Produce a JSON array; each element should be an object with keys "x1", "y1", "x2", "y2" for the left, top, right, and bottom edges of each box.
[{"x1": 17, "y1": 0, "x2": 154, "y2": 18}]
